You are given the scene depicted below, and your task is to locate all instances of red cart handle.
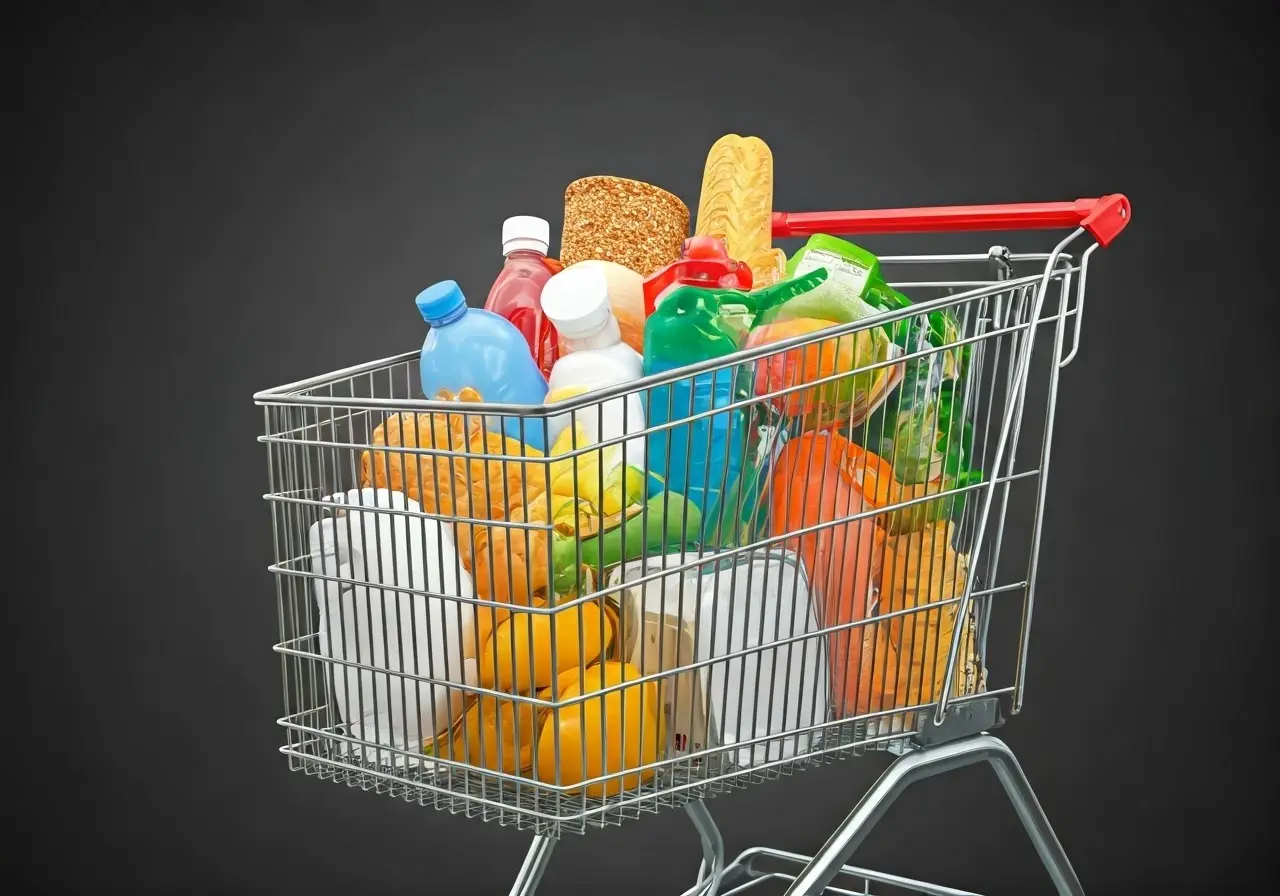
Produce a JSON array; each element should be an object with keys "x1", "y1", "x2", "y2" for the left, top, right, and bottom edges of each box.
[{"x1": 771, "y1": 193, "x2": 1131, "y2": 247}]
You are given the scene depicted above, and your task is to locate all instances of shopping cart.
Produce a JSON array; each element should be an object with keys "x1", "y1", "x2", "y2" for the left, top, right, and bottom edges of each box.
[{"x1": 255, "y1": 194, "x2": 1130, "y2": 896}]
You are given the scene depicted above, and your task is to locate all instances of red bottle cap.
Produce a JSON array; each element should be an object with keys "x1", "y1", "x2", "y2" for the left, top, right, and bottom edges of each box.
[{"x1": 642, "y1": 236, "x2": 754, "y2": 315}]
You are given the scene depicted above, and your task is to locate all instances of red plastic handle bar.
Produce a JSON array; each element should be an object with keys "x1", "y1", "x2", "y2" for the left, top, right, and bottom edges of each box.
[{"x1": 771, "y1": 193, "x2": 1131, "y2": 247}]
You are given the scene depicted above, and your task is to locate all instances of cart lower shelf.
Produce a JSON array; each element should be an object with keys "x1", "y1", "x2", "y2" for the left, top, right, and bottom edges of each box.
[{"x1": 506, "y1": 734, "x2": 1085, "y2": 896}]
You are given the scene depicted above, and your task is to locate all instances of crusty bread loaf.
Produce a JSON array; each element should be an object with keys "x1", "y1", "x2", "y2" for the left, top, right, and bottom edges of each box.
[{"x1": 561, "y1": 176, "x2": 689, "y2": 276}]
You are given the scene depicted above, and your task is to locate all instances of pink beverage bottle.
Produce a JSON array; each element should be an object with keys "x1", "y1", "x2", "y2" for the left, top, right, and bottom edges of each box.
[{"x1": 483, "y1": 215, "x2": 560, "y2": 378}]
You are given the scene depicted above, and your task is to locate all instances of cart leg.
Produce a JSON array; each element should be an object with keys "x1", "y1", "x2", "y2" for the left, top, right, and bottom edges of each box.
[
  {"x1": 781, "y1": 734, "x2": 1084, "y2": 896},
  {"x1": 685, "y1": 800, "x2": 726, "y2": 896},
  {"x1": 508, "y1": 834, "x2": 557, "y2": 896}
]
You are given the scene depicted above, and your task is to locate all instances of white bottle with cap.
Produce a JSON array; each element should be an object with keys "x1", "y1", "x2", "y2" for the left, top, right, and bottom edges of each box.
[
  {"x1": 540, "y1": 264, "x2": 646, "y2": 469},
  {"x1": 501, "y1": 214, "x2": 551, "y2": 255}
]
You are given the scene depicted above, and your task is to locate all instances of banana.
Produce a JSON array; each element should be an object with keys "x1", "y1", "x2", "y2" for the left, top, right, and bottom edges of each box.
[
  {"x1": 549, "y1": 424, "x2": 628, "y2": 512},
  {"x1": 602, "y1": 464, "x2": 648, "y2": 516},
  {"x1": 549, "y1": 424, "x2": 596, "y2": 503}
]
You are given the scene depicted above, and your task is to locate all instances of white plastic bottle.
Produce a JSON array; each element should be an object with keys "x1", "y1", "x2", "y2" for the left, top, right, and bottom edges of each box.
[{"x1": 539, "y1": 265, "x2": 646, "y2": 469}]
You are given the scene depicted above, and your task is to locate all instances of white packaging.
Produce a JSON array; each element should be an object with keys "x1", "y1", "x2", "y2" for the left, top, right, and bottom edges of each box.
[
  {"x1": 307, "y1": 488, "x2": 477, "y2": 763},
  {"x1": 610, "y1": 549, "x2": 829, "y2": 768}
]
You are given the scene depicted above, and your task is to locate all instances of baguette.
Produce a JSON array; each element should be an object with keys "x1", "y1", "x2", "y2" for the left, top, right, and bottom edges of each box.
[{"x1": 694, "y1": 134, "x2": 776, "y2": 270}]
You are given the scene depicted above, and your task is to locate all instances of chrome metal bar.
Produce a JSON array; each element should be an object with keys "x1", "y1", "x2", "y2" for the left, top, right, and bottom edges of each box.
[
  {"x1": 1059, "y1": 243, "x2": 1099, "y2": 368},
  {"x1": 1012, "y1": 260, "x2": 1072, "y2": 714},
  {"x1": 934, "y1": 230, "x2": 1083, "y2": 724},
  {"x1": 683, "y1": 801, "x2": 726, "y2": 896},
  {"x1": 256, "y1": 272, "x2": 1056, "y2": 412},
  {"x1": 253, "y1": 349, "x2": 420, "y2": 400},
  {"x1": 508, "y1": 835, "x2": 557, "y2": 896},
  {"x1": 719, "y1": 846, "x2": 982, "y2": 896},
  {"x1": 780, "y1": 735, "x2": 1083, "y2": 896}
]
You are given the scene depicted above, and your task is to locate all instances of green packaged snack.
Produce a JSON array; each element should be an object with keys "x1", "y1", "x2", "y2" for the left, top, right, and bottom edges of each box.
[
  {"x1": 861, "y1": 281, "x2": 981, "y2": 523},
  {"x1": 785, "y1": 234, "x2": 881, "y2": 304}
]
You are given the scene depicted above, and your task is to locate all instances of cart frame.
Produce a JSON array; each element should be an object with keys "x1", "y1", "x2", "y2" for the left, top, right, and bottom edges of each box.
[{"x1": 255, "y1": 194, "x2": 1129, "y2": 895}]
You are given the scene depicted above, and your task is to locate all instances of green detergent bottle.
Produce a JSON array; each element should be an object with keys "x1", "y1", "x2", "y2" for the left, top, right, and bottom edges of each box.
[{"x1": 643, "y1": 270, "x2": 828, "y2": 543}]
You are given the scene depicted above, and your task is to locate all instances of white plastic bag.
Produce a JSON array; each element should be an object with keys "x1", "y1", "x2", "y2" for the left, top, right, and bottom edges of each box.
[{"x1": 308, "y1": 488, "x2": 477, "y2": 763}]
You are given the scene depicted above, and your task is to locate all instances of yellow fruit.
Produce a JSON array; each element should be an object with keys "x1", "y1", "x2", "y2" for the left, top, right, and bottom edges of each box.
[
  {"x1": 601, "y1": 464, "x2": 647, "y2": 516},
  {"x1": 478, "y1": 601, "x2": 614, "y2": 694},
  {"x1": 536, "y1": 666, "x2": 586, "y2": 704},
  {"x1": 534, "y1": 631, "x2": 633, "y2": 705},
  {"x1": 548, "y1": 424, "x2": 625, "y2": 510},
  {"x1": 549, "y1": 423, "x2": 587, "y2": 458},
  {"x1": 550, "y1": 426, "x2": 600, "y2": 500},
  {"x1": 535, "y1": 660, "x2": 663, "y2": 799},
  {"x1": 600, "y1": 600, "x2": 623, "y2": 660},
  {"x1": 435, "y1": 693, "x2": 538, "y2": 776},
  {"x1": 552, "y1": 496, "x2": 601, "y2": 534},
  {"x1": 557, "y1": 660, "x2": 650, "y2": 700},
  {"x1": 547, "y1": 385, "x2": 592, "y2": 404}
]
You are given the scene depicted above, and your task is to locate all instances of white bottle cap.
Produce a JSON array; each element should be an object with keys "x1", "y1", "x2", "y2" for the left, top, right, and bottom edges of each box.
[
  {"x1": 540, "y1": 264, "x2": 613, "y2": 338},
  {"x1": 501, "y1": 215, "x2": 550, "y2": 256}
]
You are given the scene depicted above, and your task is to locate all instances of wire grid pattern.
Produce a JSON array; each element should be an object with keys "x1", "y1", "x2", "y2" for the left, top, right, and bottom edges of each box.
[{"x1": 259, "y1": 250, "x2": 1081, "y2": 838}]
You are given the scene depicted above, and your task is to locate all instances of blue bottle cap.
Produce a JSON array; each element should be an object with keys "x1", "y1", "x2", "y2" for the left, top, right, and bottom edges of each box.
[{"x1": 415, "y1": 279, "x2": 467, "y2": 324}]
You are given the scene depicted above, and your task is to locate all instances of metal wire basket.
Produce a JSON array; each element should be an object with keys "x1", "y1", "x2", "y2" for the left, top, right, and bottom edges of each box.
[{"x1": 256, "y1": 196, "x2": 1130, "y2": 895}]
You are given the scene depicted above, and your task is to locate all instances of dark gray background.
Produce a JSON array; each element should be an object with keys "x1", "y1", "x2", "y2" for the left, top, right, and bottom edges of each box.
[{"x1": 12, "y1": 2, "x2": 1275, "y2": 894}]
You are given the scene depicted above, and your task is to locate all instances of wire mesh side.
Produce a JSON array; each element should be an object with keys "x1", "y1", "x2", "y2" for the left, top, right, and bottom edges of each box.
[{"x1": 259, "y1": 246, "x2": 1085, "y2": 835}]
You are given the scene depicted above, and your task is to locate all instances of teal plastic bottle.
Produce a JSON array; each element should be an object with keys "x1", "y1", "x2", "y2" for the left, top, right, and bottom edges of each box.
[{"x1": 416, "y1": 279, "x2": 549, "y2": 451}]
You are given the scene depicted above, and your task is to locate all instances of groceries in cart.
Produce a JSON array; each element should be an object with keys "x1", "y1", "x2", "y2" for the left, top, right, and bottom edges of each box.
[{"x1": 315, "y1": 131, "x2": 988, "y2": 793}]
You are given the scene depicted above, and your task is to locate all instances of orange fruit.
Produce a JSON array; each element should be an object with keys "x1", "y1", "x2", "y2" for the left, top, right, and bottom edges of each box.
[
  {"x1": 535, "y1": 660, "x2": 664, "y2": 799},
  {"x1": 436, "y1": 693, "x2": 538, "y2": 776},
  {"x1": 478, "y1": 600, "x2": 613, "y2": 694}
]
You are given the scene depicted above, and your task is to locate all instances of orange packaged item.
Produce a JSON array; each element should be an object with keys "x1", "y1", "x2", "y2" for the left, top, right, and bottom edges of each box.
[
  {"x1": 360, "y1": 388, "x2": 549, "y2": 607},
  {"x1": 769, "y1": 432, "x2": 897, "y2": 719},
  {"x1": 858, "y1": 521, "x2": 982, "y2": 734},
  {"x1": 472, "y1": 498, "x2": 551, "y2": 607}
]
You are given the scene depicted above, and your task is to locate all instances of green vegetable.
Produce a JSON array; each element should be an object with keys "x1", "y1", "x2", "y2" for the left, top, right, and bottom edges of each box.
[{"x1": 551, "y1": 492, "x2": 702, "y2": 595}]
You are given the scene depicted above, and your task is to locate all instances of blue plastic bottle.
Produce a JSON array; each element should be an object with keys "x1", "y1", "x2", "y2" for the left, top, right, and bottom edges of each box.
[{"x1": 416, "y1": 279, "x2": 549, "y2": 452}]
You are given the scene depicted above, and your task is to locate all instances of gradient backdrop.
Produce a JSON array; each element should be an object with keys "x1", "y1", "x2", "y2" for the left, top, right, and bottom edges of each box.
[{"x1": 12, "y1": 2, "x2": 1275, "y2": 894}]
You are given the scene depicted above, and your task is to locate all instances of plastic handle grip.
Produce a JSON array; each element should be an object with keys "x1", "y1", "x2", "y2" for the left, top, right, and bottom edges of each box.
[{"x1": 771, "y1": 194, "x2": 1131, "y2": 247}]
